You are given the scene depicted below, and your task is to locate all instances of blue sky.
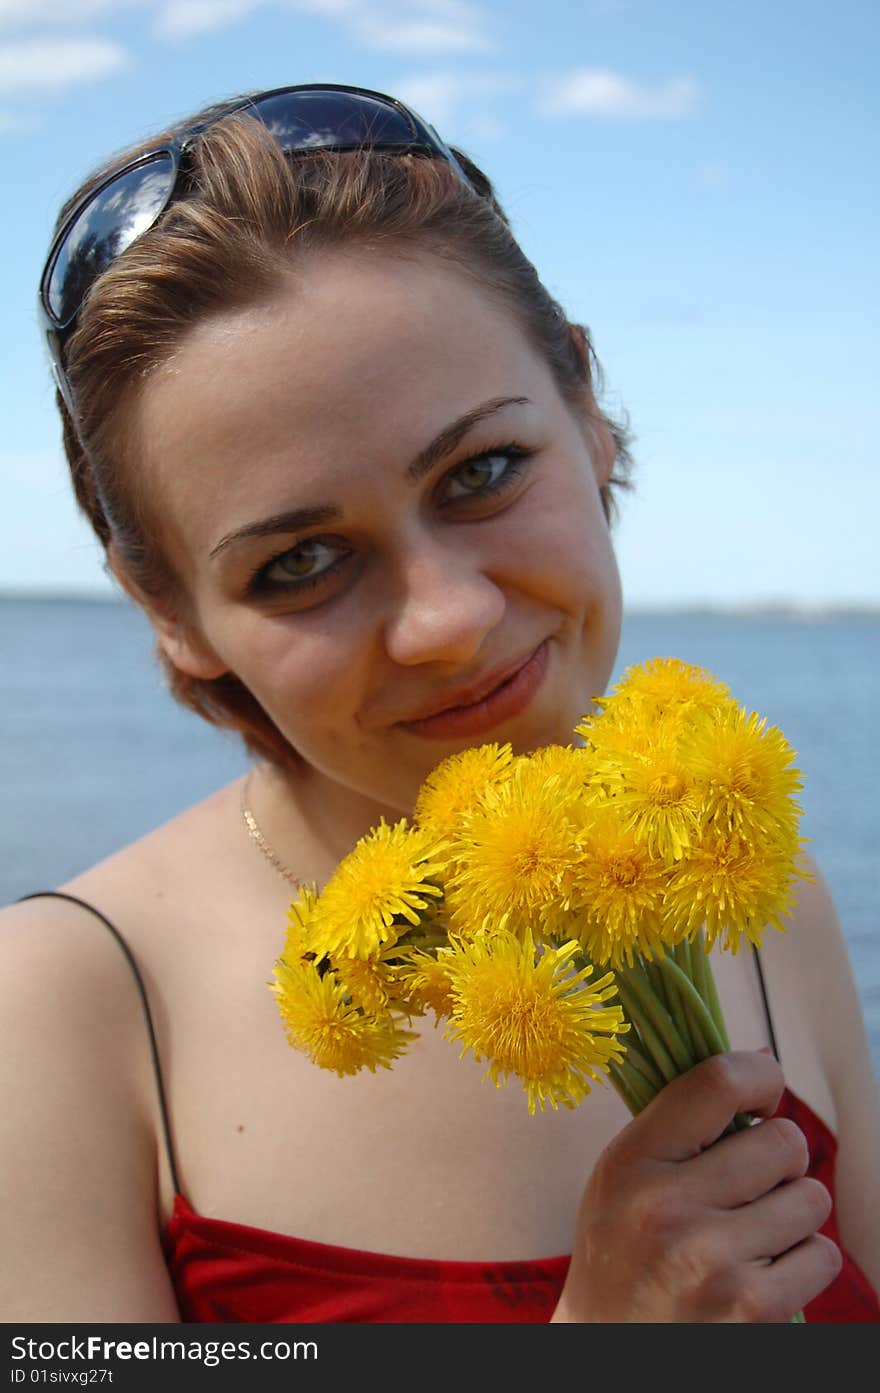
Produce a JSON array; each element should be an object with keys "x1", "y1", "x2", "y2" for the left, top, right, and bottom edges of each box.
[{"x1": 2, "y1": 0, "x2": 878, "y2": 607}]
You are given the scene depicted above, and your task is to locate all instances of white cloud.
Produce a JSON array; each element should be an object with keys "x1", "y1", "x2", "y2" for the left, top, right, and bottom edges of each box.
[
  {"x1": 0, "y1": 1, "x2": 143, "y2": 26},
  {"x1": 392, "y1": 69, "x2": 495, "y2": 120},
  {"x1": 392, "y1": 0, "x2": 492, "y2": 52},
  {"x1": 293, "y1": 0, "x2": 495, "y2": 55},
  {"x1": 156, "y1": 0, "x2": 496, "y2": 55},
  {"x1": 1, "y1": 0, "x2": 496, "y2": 54},
  {"x1": 155, "y1": 0, "x2": 261, "y2": 40},
  {"x1": 0, "y1": 38, "x2": 127, "y2": 95},
  {"x1": 284, "y1": 0, "x2": 354, "y2": 15},
  {"x1": 539, "y1": 69, "x2": 699, "y2": 120},
  {"x1": 355, "y1": 19, "x2": 493, "y2": 55},
  {"x1": 393, "y1": 70, "x2": 512, "y2": 125}
]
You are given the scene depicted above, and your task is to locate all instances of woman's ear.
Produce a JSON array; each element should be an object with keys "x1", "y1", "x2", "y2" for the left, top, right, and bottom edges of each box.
[
  {"x1": 107, "y1": 545, "x2": 229, "y2": 681},
  {"x1": 153, "y1": 621, "x2": 229, "y2": 681}
]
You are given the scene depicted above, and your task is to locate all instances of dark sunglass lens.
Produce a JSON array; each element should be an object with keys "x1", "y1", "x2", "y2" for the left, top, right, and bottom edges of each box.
[
  {"x1": 251, "y1": 89, "x2": 415, "y2": 152},
  {"x1": 47, "y1": 154, "x2": 176, "y2": 325}
]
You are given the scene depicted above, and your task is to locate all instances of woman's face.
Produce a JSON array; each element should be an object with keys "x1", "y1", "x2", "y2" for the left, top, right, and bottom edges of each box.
[{"x1": 133, "y1": 247, "x2": 623, "y2": 813}]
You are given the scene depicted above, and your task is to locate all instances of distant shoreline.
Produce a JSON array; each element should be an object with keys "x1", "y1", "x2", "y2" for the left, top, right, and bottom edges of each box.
[{"x1": 2, "y1": 590, "x2": 878, "y2": 619}]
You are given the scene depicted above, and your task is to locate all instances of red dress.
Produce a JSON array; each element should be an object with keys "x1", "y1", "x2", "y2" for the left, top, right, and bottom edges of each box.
[
  {"x1": 163, "y1": 1087, "x2": 879, "y2": 1324},
  {"x1": 20, "y1": 893, "x2": 879, "y2": 1324}
]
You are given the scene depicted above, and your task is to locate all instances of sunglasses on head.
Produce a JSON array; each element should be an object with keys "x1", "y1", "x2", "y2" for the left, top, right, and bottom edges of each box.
[{"x1": 39, "y1": 82, "x2": 472, "y2": 415}]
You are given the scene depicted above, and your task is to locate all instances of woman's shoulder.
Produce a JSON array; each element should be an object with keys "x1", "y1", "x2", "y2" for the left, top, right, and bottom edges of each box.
[
  {"x1": 6, "y1": 773, "x2": 245, "y2": 928},
  {"x1": 69, "y1": 773, "x2": 249, "y2": 900},
  {"x1": 0, "y1": 883, "x2": 185, "y2": 1319},
  {"x1": 0, "y1": 778, "x2": 259, "y2": 1316},
  {"x1": 767, "y1": 854, "x2": 880, "y2": 1296},
  {"x1": 0, "y1": 776, "x2": 248, "y2": 1063},
  {"x1": 758, "y1": 853, "x2": 871, "y2": 1080}
]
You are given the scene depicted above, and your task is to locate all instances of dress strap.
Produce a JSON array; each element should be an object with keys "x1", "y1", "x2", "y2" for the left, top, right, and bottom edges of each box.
[
  {"x1": 17, "y1": 890, "x2": 182, "y2": 1197},
  {"x1": 751, "y1": 944, "x2": 781, "y2": 1064}
]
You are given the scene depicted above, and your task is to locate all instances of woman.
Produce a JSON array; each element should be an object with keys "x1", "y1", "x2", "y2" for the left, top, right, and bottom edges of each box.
[{"x1": 3, "y1": 83, "x2": 878, "y2": 1323}]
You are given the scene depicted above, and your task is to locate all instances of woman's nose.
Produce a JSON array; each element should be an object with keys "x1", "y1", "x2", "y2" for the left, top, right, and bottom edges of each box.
[{"x1": 382, "y1": 545, "x2": 506, "y2": 669}]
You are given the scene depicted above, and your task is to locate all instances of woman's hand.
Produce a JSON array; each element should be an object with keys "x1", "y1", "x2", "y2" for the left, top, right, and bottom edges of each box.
[{"x1": 551, "y1": 1051, "x2": 842, "y2": 1322}]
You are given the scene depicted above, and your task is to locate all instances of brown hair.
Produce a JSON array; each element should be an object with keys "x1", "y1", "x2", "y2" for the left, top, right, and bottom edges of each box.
[{"x1": 55, "y1": 104, "x2": 634, "y2": 767}]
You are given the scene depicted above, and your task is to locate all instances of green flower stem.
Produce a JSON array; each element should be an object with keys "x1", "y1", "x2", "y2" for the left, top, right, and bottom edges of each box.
[
  {"x1": 682, "y1": 997, "x2": 711, "y2": 1060},
  {"x1": 690, "y1": 930, "x2": 730, "y2": 1051},
  {"x1": 671, "y1": 941, "x2": 710, "y2": 1058},
  {"x1": 616, "y1": 1005, "x2": 653, "y2": 1069},
  {"x1": 674, "y1": 937, "x2": 692, "y2": 976},
  {"x1": 617, "y1": 1056, "x2": 659, "y2": 1111},
  {"x1": 657, "y1": 951, "x2": 694, "y2": 1059},
  {"x1": 645, "y1": 958, "x2": 671, "y2": 1014},
  {"x1": 619, "y1": 962, "x2": 696, "y2": 1076},
  {"x1": 621, "y1": 1038, "x2": 666, "y2": 1095},
  {"x1": 656, "y1": 955, "x2": 727, "y2": 1058},
  {"x1": 571, "y1": 948, "x2": 668, "y2": 1087},
  {"x1": 614, "y1": 979, "x2": 680, "y2": 1085},
  {"x1": 647, "y1": 953, "x2": 690, "y2": 1053},
  {"x1": 608, "y1": 1060, "x2": 650, "y2": 1116}
]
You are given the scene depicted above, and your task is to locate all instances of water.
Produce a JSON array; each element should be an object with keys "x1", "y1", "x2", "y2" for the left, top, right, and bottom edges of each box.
[{"x1": 1, "y1": 597, "x2": 878, "y2": 1077}]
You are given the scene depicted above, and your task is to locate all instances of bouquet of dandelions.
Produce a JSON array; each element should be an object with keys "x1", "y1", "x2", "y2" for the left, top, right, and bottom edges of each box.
[{"x1": 270, "y1": 657, "x2": 809, "y2": 1127}]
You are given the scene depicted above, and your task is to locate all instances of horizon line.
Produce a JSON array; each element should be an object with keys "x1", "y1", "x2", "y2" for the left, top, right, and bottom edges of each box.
[{"x1": 1, "y1": 589, "x2": 879, "y2": 619}]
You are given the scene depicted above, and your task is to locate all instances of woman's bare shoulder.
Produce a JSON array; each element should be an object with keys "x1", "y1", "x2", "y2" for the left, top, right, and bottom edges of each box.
[
  {"x1": 758, "y1": 854, "x2": 873, "y2": 1071},
  {"x1": 0, "y1": 778, "x2": 257, "y2": 1320},
  {"x1": 4, "y1": 776, "x2": 244, "y2": 969},
  {"x1": 58, "y1": 775, "x2": 248, "y2": 904},
  {"x1": 760, "y1": 853, "x2": 880, "y2": 1289},
  {"x1": 0, "y1": 781, "x2": 241, "y2": 1194},
  {"x1": 0, "y1": 878, "x2": 185, "y2": 1319},
  {"x1": 755, "y1": 855, "x2": 876, "y2": 1108}
]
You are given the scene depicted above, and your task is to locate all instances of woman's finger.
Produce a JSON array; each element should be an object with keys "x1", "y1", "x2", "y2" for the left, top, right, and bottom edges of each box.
[
  {"x1": 685, "y1": 1114, "x2": 810, "y2": 1208},
  {"x1": 729, "y1": 1234, "x2": 843, "y2": 1323},
  {"x1": 721, "y1": 1176, "x2": 833, "y2": 1264},
  {"x1": 618, "y1": 1051, "x2": 786, "y2": 1163}
]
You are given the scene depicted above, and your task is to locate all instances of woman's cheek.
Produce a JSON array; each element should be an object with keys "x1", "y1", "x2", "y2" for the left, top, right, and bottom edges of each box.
[
  {"x1": 220, "y1": 611, "x2": 351, "y2": 725},
  {"x1": 515, "y1": 505, "x2": 615, "y2": 612}
]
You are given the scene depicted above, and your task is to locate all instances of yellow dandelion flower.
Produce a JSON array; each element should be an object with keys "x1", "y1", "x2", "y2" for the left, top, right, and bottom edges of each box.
[
  {"x1": 611, "y1": 657, "x2": 732, "y2": 715},
  {"x1": 520, "y1": 744, "x2": 592, "y2": 805},
  {"x1": 443, "y1": 929, "x2": 628, "y2": 1114},
  {"x1": 309, "y1": 819, "x2": 444, "y2": 961},
  {"x1": 393, "y1": 948, "x2": 456, "y2": 1019},
  {"x1": 664, "y1": 825, "x2": 805, "y2": 954},
  {"x1": 270, "y1": 955, "x2": 415, "y2": 1075},
  {"x1": 414, "y1": 743, "x2": 515, "y2": 841},
  {"x1": 563, "y1": 803, "x2": 673, "y2": 966},
  {"x1": 578, "y1": 659, "x2": 732, "y2": 761},
  {"x1": 439, "y1": 877, "x2": 493, "y2": 939},
  {"x1": 602, "y1": 736, "x2": 702, "y2": 861},
  {"x1": 333, "y1": 954, "x2": 393, "y2": 1015},
  {"x1": 449, "y1": 763, "x2": 577, "y2": 933},
  {"x1": 283, "y1": 883, "x2": 321, "y2": 959},
  {"x1": 441, "y1": 877, "x2": 543, "y2": 947},
  {"x1": 576, "y1": 698, "x2": 657, "y2": 760},
  {"x1": 677, "y1": 704, "x2": 804, "y2": 840}
]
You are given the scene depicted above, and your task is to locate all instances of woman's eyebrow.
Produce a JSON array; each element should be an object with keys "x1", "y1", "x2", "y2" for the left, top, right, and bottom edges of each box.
[
  {"x1": 209, "y1": 395, "x2": 531, "y2": 561},
  {"x1": 405, "y1": 395, "x2": 531, "y2": 483},
  {"x1": 209, "y1": 504, "x2": 339, "y2": 561}
]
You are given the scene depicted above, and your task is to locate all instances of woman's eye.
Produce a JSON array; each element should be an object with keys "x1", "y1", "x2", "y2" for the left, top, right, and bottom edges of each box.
[
  {"x1": 441, "y1": 447, "x2": 531, "y2": 503},
  {"x1": 253, "y1": 537, "x2": 348, "y2": 593}
]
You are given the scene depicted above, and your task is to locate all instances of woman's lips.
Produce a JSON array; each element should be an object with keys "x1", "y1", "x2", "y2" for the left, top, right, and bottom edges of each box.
[{"x1": 397, "y1": 639, "x2": 551, "y2": 740}]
